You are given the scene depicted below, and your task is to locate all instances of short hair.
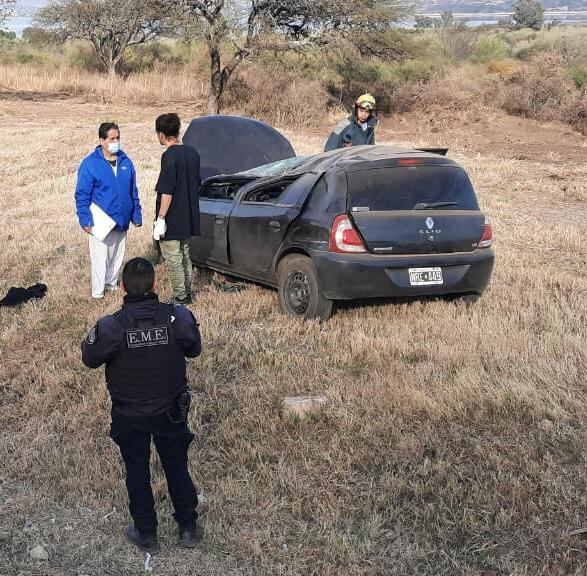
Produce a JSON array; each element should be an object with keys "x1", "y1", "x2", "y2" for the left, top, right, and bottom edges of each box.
[
  {"x1": 155, "y1": 113, "x2": 181, "y2": 138},
  {"x1": 99, "y1": 122, "x2": 119, "y2": 140},
  {"x1": 122, "y1": 258, "x2": 155, "y2": 296}
]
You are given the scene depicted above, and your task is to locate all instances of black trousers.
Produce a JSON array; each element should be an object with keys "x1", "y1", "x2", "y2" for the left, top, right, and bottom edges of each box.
[{"x1": 110, "y1": 411, "x2": 198, "y2": 535}]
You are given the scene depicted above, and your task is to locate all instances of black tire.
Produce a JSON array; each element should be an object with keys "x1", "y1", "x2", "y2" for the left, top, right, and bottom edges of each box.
[{"x1": 278, "y1": 255, "x2": 333, "y2": 320}]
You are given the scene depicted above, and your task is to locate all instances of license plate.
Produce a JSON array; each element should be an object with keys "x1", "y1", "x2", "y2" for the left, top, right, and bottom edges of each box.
[{"x1": 408, "y1": 267, "x2": 443, "y2": 286}]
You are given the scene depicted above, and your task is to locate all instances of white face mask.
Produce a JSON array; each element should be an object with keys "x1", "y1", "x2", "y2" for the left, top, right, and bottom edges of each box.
[{"x1": 107, "y1": 142, "x2": 120, "y2": 154}]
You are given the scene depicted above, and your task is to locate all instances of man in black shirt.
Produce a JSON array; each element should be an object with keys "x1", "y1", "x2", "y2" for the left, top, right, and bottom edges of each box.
[
  {"x1": 153, "y1": 113, "x2": 201, "y2": 305},
  {"x1": 81, "y1": 258, "x2": 204, "y2": 553}
]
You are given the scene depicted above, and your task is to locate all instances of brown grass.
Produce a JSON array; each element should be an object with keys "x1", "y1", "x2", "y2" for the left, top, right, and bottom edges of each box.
[
  {"x1": 2, "y1": 54, "x2": 586, "y2": 135},
  {"x1": 0, "y1": 63, "x2": 207, "y2": 105},
  {"x1": 0, "y1": 87, "x2": 586, "y2": 575}
]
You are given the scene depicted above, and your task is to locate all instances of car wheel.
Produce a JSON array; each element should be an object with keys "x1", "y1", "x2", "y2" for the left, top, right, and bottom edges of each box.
[{"x1": 278, "y1": 255, "x2": 333, "y2": 320}]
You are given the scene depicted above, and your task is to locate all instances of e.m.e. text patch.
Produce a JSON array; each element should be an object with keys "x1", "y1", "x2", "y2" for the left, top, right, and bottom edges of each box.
[{"x1": 126, "y1": 327, "x2": 169, "y2": 349}]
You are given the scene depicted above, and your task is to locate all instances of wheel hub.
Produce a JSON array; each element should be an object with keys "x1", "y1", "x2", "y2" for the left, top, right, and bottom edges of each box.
[{"x1": 286, "y1": 271, "x2": 310, "y2": 315}]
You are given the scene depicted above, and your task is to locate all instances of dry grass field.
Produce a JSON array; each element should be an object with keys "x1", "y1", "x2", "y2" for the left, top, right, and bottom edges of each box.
[{"x1": 0, "y1": 84, "x2": 586, "y2": 575}]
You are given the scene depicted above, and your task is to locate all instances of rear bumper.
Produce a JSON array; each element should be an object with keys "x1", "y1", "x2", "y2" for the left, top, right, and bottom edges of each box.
[{"x1": 312, "y1": 249, "x2": 495, "y2": 300}]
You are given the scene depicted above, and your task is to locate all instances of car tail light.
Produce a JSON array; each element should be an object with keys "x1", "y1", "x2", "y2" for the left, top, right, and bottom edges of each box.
[
  {"x1": 329, "y1": 214, "x2": 367, "y2": 253},
  {"x1": 478, "y1": 216, "x2": 493, "y2": 248},
  {"x1": 398, "y1": 158, "x2": 423, "y2": 166}
]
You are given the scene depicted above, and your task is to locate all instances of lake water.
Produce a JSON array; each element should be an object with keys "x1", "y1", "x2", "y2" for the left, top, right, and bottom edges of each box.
[{"x1": 3, "y1": 15, "x2": 33, "y2": 36}]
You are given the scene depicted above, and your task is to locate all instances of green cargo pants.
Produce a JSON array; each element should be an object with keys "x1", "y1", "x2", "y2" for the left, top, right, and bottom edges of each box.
[{"x1": 159, "y1": 239, "x2": 192, "y2": 301}]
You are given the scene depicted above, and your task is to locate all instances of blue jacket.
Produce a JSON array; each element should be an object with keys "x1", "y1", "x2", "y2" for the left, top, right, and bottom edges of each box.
[{"x1": 75, "y1": 146, "x2": 142, "y2": 230}]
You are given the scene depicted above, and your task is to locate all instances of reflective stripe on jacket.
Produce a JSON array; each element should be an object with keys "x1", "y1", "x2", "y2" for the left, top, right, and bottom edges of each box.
[{"x1": 324, "y1": 114, "x2": 378, "y2": 152}]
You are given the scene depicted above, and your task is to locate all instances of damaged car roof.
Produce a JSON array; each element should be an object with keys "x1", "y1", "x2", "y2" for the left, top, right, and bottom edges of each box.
[
  {"x1": 182, "y1": 114, "x2": 453, "y2": 184},
  {"x1": 223, "y1": 145, "x2": 457, "y2": 182}
]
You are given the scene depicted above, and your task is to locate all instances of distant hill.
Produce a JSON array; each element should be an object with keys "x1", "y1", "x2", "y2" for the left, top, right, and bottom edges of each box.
[{"x1": 414, "y1": 0, "x2": 587, "y2": 13}]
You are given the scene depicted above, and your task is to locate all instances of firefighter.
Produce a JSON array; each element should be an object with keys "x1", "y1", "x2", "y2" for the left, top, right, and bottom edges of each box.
[{"x1": 324, "y1": 93, "x2": 378, "y2": 151}]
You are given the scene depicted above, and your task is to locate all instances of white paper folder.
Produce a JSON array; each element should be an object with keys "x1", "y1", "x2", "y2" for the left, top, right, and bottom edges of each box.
[{"x1": 89, "y1": 203, "x2": 116, "y2": 242}]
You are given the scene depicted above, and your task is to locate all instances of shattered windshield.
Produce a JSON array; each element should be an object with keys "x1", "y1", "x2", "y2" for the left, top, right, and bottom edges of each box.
[{"x1": 237, "y1": 155, "x2": 313, "y2": 178}]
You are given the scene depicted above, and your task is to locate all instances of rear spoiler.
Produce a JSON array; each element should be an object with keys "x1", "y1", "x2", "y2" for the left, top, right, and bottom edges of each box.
[{"x1": 415, "y1": 147, "x2": 448, "y2": 156}]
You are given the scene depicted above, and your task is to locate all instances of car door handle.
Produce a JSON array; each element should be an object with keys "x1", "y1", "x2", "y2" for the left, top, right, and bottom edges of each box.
[
  {"x1": 268, "y1": 220, "x2": 281, "y2": 230},
  {"x1": 215, "y1": 215, "x2": 226, "y2": 224}
]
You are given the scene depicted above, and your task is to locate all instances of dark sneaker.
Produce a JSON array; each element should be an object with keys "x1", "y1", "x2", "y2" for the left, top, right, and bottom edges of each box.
[
  {"x1": 178, "y1": 523, "x2": 204, "y2": 548},
  {"x1": 124, "y1": 526, "x2": 160, "y2": 554},
  {"x1": 174, "y1": 294, "x2": 192, "y2": 305}
]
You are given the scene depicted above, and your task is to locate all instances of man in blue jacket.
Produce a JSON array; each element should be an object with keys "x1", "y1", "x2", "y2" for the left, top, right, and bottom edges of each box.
[
  {"x1": 75, "y1": 122, "x2": 142, "y2": 299},
  {"x1": 324, "y1": 93, "x2": 378, "y2": 152}
]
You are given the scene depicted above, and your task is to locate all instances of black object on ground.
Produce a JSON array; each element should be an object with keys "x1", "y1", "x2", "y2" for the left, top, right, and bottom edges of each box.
[
  {"x1": 213, "y1": 280, "x2": 248, "y2": 293},
  {"x1": 0, "y1": 283, "x2": 48, "y2": 307}
]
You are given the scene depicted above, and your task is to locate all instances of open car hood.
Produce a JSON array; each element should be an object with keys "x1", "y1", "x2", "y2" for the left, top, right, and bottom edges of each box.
[{"x1": 183, "y1": 115, "x2": 296, "y2": 180}]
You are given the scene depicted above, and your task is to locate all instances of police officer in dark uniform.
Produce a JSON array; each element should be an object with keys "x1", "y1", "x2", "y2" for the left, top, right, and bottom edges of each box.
[{"x1": 81, "y1": 257, "x2": 203, "y2": 554}]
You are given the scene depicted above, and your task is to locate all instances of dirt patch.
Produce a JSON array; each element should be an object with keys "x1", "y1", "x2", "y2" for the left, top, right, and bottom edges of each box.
[
  {"x1": 0, "y1": 89, "x2": 77, "y2": 102},
  {"x1": 380, "y1": 108, "x2": 586, "y2": 166}
]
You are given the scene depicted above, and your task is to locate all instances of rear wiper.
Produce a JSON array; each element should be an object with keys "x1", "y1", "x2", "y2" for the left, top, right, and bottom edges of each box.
[{"x1": 413, "y1": 202, "x2": 459, "y2": 210}]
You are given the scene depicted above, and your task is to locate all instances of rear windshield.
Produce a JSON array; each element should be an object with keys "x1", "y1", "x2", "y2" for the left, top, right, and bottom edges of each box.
[{"x1": 347, "y1": 165, "x2": 479, "y2": 211}]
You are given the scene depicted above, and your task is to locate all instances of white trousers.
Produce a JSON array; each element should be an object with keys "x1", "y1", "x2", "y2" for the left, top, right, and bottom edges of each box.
[{"x1": 88, "y1": 229, "x2": 127, "y2": 298}]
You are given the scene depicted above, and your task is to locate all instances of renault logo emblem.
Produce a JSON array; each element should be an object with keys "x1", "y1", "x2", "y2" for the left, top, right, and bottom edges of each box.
[{"x1": 425, "y1": 217, "x2": 435, "y2": 230}]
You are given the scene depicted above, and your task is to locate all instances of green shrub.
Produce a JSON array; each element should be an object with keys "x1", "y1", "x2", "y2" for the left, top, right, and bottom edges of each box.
[
  {"x1": 225, "y1": 66, "x2": 330, "y2": 128},
  {"x1": 0, "y1": 30, "x2": 16, "y2": 40},
  {"x1": 21, "y1": 26, "x2": 55, "y2": 48},
  {"x1": 569, "y1": 66, "x2": 587, "y2": 89},
  {"x1": 124, "y1": 41, "x2": 184, "y2": 73},
  {"x1": 65, "y1": 40, "x2": 100, "y2": 71},
  {"x1": 329, "y1": 58, "x2": 395, "y2": 112},
  {"x1": 0, "y1": 33, "x2": 16, "y2": 54},
  {"x1": 515, "y1": 45, "x2": 538, "y2": 61},
  {"x1": 508, "y1": 27, "x2": 587, "y2": 64},
  {"x1": 531, "y1": 27, "x2": 587, "y2": 64},
  {"x1": 471, "y1": 35, "x2": 510, "y2": 63},
  {"x1": 395, "y1": 60, "x2": 440, "y2": 83},
  {"x1": 16, "y1": 52, "x2": 34, "y2": 64}
]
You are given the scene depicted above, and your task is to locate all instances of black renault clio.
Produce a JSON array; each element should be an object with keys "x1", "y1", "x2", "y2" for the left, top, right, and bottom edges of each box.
[{"x1": 185, "y1": 116, "x2": 494, "y2": 320}]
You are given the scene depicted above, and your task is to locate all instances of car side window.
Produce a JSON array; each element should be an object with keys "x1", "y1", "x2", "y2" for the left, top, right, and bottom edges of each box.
[
  {"x1": 200, "y1": 184, "x2": 240, "y2": 201},
  {"x1": 243, "y1": 183, "x2": 290, "y2": 204}
]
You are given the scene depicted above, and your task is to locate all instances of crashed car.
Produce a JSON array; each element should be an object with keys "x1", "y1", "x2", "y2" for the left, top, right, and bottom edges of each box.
[{"x1": 183, "y1": 115, "x2": 494, "y2": 320}]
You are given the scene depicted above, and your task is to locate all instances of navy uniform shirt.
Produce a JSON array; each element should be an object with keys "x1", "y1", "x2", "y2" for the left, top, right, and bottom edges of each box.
[{"x1": 81, "y1": 293, "x2": 202, "y2": 417}]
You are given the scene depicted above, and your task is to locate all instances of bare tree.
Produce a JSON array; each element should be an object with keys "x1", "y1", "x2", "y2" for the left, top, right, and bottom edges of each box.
[
  {"x1": 179, "y1": 0, "x2": 405, "y2": 114},
  {"x1": 0, "y1": 0, "x2": 15, "y2": 29},
  {"x1": 436, "y1": 11, "x2": 478, "y2": 61},
  {"x1": 35, "y1": 0, "x2": 174, "y2": 76}
]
